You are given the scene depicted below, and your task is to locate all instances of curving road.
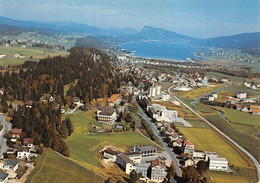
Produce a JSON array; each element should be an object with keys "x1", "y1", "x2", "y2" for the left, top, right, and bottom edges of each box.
[
  {"x1": 0, "y1": 114, "x2": 12, "y2": 157},
  {"x1": 168, "y1": 86, "x2": 260, "y2": 182},
  {"x1": 138, "y1": 106, "x2": 182, "y2": 177}
]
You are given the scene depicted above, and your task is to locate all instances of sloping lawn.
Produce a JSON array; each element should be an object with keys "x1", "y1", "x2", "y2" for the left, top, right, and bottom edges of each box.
[{"x1": 26, "y1": 148, "x2": 105, "y2": 183}]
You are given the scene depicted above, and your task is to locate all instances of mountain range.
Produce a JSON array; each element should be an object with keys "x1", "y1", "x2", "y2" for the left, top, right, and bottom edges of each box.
[{"x1": 0, "y1": 16, "x2": 259, "y2": 53}]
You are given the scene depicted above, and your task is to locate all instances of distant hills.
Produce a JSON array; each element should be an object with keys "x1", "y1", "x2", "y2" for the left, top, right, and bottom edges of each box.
[
  {"x1": 0, "y1": 16, "x2": 136, "y2": 36},
  {"x1": 0, "y1": 16, "x2": 259, "y2": 54}
]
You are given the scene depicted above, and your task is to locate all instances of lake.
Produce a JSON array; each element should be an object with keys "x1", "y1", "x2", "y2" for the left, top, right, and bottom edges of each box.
[{"x1": 120, "y1": 41, "x2": 204, "y2": 61}]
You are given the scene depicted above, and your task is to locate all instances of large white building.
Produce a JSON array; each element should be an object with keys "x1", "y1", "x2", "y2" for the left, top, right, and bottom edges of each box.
[
  {"x1": 147, "y1": 104, "x2": 178, "y2": 122},
  {"x1": 237, "y1": 92, "x2": 247, "y2": 99},
  {"x1": 150, "y1": 158, "x2": 167, "y2": 182},
  {"x1": 97, "y1": 106, "x2": 117, "y2": 125},
  {"x1": 161, "y1": 110, "x2": 178, "y2": 121},
  {"x1": 133, "y1": 146, "x2": 157, "y2": 157},
  {"x1": 149, "y1": 85, "x2": 162, "y2": 97},
  {"x1": 209, "y1": 157, "x2": 228, "y2": 171}
]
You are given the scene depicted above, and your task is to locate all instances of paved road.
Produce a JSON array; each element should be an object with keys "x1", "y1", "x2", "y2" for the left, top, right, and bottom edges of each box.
[
  {"x1": 0, "y1": 114, "x2": 12, "y2": 157},
  {"x1": 138, "y1": 106, "x2": 182, "y2": 177},
  {"x1": 168, "y1": 86, "x2": 260, "y2": 182}
]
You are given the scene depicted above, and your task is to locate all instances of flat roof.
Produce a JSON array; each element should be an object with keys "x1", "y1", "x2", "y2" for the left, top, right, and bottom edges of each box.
[
  {"x1": 209, "y1": 157, "x2": 228, "y2": 162},
  {"x1": 136, "y1": 146, "x2": 157, "y2": 151}
]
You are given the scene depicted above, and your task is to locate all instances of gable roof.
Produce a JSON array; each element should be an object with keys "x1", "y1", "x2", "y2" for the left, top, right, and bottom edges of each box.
[
  {"x1": 11, "y1": 129, "x2": 22, "y2": 134},
  {"x1": 151, "y1": 158, "x2": 166, "y2": 170}
]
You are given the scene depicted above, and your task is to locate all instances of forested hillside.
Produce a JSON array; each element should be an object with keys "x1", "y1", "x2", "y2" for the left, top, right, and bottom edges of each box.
[{"x1": 0, "y1": 47, "x2": 118, "y2": 102}]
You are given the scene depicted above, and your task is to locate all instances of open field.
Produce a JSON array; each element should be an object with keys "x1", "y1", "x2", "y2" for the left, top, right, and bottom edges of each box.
[
  {"x1": 180, "y1": 98, "x2": 260, "y2": 163},
  {"x1": 217, "y1": 107, "x2": 260, "y2": 127},
  {"x1": 217, "y1": 84, "x2": 260, "y2": 101},
  {"x1": 205, "y1": 170, "x2": 255, "y2": 183},
  {"x1": 178, "y1": 127, "x2": 257, "y2": 182},
  {"x1": 64, "y1": 110, "x2": 157, "y2": 178},
  {"x1": 175, "y1": 83, "x2": 226, "y2": 100},
  {"x1": 206, "y1": 72, "x2": 259, "y2": 83},
  {"x1": 26, "y1": 148, "x2": 105, "y2": 183},
  {"x1": 178, "y1": 127, "x2": 249, "y2": 167},
  {"x1": 0, "y1": 46, "x2": 69, "y2": 66}
]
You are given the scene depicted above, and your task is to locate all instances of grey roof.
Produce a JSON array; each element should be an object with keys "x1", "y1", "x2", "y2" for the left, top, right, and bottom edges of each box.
[
  {"x1": 0, "y1": 172, "x2": 8, "y2": 181},
  {"x1": 5, "y1": 159, "x2": 18, "y2": 166},
  {"x1": 136, "y1": 146, "x2": 157, "y2": 151}
]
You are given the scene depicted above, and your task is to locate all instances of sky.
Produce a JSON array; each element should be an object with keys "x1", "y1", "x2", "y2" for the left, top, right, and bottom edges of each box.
[{"x1": 0, "y1": 0, "x2": 259, "y2": 38}]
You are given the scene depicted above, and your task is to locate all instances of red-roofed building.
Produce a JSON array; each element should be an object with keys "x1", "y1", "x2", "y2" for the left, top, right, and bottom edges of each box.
[
  {"x1": 108, "y1": 94, "x2": 122, "y2": 106},
  {"x1": 184, "y1": 140, "x2": 195, "y2": 157},
  {"x1": 250, "y1": 105, "x2": 260, "y2": 112},
  {"x1": 10, "y1": 129, "x2": 22, "y2": 142},
  {"x1": 23, "y1": 138, "x2": 34, "y2": 148}
]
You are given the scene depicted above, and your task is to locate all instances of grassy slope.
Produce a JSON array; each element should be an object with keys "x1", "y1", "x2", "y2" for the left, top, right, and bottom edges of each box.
[
  {"x1": 64, "y1": 110, "x2": 156, "y2": 171},
  {"x1": 26, "y1": 148, "x2": 105, "y2": 183}
]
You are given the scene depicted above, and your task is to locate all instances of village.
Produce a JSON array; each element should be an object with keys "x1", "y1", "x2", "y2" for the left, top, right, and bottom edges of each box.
[{"x1": 0, "y1": 47, "x2": 259, "y2": 183}]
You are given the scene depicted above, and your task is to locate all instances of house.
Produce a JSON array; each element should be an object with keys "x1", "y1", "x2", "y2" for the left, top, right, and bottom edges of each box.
[
  {"x1": 221, "y1": 79, "x2": 229, "y2": 83},
  {"x1": 236, "y1": 104, "x2": 243, "y2": 111},
  {"x1": 117, "y1": 153, "x2": 135, "y2": 174},
  {"x1": 3, "y1": 159, "x2": 18, "y2": 172},
  {"x1": 183, "y1": 140, "x2": 195, "y2": 157},
  {"x1": 103, "y1": 148, "x2": 119, "y2": 162},
  {"x1": 237, "y1": 92, "x2": 247, "y2": 99},
  {"x1": 108, "y1": 94, "x2": 121, "y2": 106},
  {"x1": 6, "y1": 148, "x2": 16, "y2": 155},
  {"x1": 133, "y1": 146, "x2": 157, "y2": 157},
  {"x1": 182, "y1": 157, "x2": 195, "y2": 167},
  {"x1": 173, "y1": 138, "x2": 183, "y2": 147},
  {"x1": 208, "y1": 96, "x2": 214, "y2": 101},
  {"x1": 23, "y1": 138, "x2": 34, "y2": 148},
  {"x1": 97, "y1": 106, "x2": 117, "y2": 125},
  {"x1": 25, "y1": 100, "x2": 34, "y2": 108},
  {"x1": 73, "y1": 97, "x2": 80, "y2": 104},
  {"x1": 17, "y1": 146, "x2": 30, "y2": 159},
  {"x1": 0, "y1": 172, "x2": 8, "y2": 183},
  {"x1": 40, "y1": 93, "x2": 55, "y2": 102},
  {"x1": 250, "y1": 105, "x2": 260, "y2": 112},
  {"x1": 212, "y1": 93, "x2": 218, "y2": 98},
  {"x1": 209, "y1": 157, "x2": 228, "y2": 171},
  {"x1": 13, "y1": 53, "x2": 25, "y2": 58},
  {"x1": 10, "y1": 129, "x2": 22, "y2": 142},
  {"x1": 150, "y1": 158, "x2": 167, "y2": 182},
  {"x1": 0, "y1": 88, "x2": 5, "y2": 95},
  {"x1": 0, "y1": 55, "x2": 7, "y2": 59},
  {"x1": 252, "y1": 109, "x2": 260, "y2": 115},
  {"x1": 148, "y1": 107, "x2": 159, "y2": 119}
]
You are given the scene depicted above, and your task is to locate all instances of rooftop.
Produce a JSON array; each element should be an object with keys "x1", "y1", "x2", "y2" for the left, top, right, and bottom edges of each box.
[
  {"x1": 5, "y1": 159, "x2": 18, "y2": 167},
  {"x1": 0, "y1": 172, "x2": 8, "y2": 181},
  {"x1": 104, "y1": 148, "x2": 119, "y2": 155},
  {"x1": 136, "y1": 146, "x2": 157, "y2": 151},
  {"x1": 98, "y1": 106, "x2": 115, "y2": 116}
]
